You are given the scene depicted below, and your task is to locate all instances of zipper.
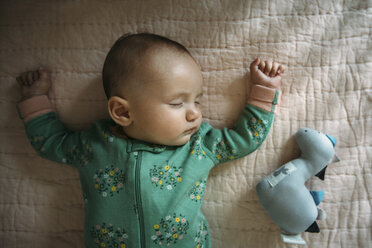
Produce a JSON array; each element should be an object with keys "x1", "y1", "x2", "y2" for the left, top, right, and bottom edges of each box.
[{"x1": 135, "y1": 151, "x2": 146, "y2": 247}]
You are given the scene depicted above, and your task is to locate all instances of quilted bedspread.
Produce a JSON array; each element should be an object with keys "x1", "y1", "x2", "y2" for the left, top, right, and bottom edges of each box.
[{"x1": 1, "y1": 0, "x2": 371, "y2": 247}]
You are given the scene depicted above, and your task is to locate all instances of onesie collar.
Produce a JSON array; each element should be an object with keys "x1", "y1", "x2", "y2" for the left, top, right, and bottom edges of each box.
[
  {"x1": 127, "y1": 140, "x2": 167, "y2": 153},
  {"x1": 109, "y1": 124, "x2": 168, "y2": 153}
]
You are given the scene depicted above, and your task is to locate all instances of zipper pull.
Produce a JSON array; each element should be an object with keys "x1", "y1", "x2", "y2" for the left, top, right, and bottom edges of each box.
[{"x1": 133, "y1": 151, "x2": 138, "y2": 158}]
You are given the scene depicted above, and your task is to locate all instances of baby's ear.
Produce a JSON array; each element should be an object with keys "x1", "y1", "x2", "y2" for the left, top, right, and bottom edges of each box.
[{"x1": 108, "y1": 96, "x2": 132, "y2": 126}]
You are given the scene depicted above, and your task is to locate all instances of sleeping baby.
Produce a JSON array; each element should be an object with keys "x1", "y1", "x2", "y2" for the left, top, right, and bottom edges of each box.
[{"x1": 17, "y1": 33, "x2": 284, "y2": 248}]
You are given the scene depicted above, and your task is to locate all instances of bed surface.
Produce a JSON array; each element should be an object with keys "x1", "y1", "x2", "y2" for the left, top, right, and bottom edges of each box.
[{"x1": 1, "y1": 0, "x2": 371, "y2": 247}]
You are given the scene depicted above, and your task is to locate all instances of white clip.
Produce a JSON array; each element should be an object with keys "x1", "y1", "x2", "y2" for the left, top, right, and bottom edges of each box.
[{"x1": 281, "y1": 233, "x2": 306, "y2": 245}]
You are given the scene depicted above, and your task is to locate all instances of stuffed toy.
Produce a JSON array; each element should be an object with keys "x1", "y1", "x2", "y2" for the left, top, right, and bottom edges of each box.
[{"x1": 256, "y1": 128, "x2": 340, "y2": 245}]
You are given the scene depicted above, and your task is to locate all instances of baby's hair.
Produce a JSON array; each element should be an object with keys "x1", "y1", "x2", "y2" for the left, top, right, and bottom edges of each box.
[{"x1": 102, "y1": 32, "x2": 192, "y2": 99}]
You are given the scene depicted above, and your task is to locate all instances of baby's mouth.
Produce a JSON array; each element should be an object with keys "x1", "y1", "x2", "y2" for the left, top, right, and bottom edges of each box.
[{"x1": 184, "y1": 127, "x2": 197, "y2": 134}]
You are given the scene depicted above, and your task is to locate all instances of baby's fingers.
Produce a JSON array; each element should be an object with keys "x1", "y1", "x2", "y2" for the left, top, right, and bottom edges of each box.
[
  {"x1": 263, "y1": 61, "x2": 273, "y2": 75},
  {"x1": 270, "y1": 62, "x2": 279, "y2": 77},
  {"x1": 278, "y1": 65, "x2": 285, "y2": 74},
  {"x1": 258, "y1": 60, "x2": 265, "y2": 72},
  {"x1": 250, "y1": 58, "x2": 260, "y2": 71},
  {"x1": 18, "y1": 71, "x2": 32, "y2": 85},
  {"x1": 28, "y1": 71, "x2": 40, "y2": 83},
  {"x1": 17, "y1": 72, "x2": 29, "y2": 85},
  {"x1": 17, "y1": 70, "x2": 41, "y2": 86},
  {"x1": 16, "y1": 75, "x2": 23, "y2": 85}
]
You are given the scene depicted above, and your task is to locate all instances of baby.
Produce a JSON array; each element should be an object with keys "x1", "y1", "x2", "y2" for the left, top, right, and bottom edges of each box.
[{"x1": 17, "y1": 33, "x2": 284, "y2": 248}]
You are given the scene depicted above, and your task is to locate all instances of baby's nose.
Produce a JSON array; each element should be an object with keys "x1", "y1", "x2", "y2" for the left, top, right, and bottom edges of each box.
[{"x1": 186, "y1": 108, "x2": 200, "y2": 122}]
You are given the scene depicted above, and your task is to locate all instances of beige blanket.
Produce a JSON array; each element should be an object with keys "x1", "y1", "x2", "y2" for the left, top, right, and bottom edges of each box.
[{"x1": 1, "y1": 0, "x2": 371, "y2": 247}]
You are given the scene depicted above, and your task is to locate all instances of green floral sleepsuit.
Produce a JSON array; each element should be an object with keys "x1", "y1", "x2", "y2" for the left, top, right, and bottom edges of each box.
[{"x1": 18, "y1": 85, "x2": 279, "y2": 248}]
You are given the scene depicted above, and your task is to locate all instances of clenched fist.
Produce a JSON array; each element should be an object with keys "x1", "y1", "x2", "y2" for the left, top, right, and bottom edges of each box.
[
  {"x1": 250, "y1": 58, "x2": 285, "y2": 89},
  {"x1": 17, "y1": 67, "x2": 51, "y2": 100}
]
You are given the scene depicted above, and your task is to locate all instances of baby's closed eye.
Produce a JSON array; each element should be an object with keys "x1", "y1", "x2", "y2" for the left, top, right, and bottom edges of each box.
[
  {"x1": 168, "y1": 101, "x2": 201, "y2": 108},
  {"x1": 169, "y1": 102, "x2": 183, "y2": 107}
]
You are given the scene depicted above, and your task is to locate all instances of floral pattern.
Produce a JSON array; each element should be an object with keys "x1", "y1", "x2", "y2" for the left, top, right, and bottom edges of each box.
[
  {"x1": 211, "y1": 137, "x2": 237, "y2": 163},
  {"x1": 90, "y1": 222, "x2": 128, "y2": 248},
  {"x1": 189, "y1": 179, "x2": 207, "y2": 203},
  {"x1": 61, "y1": 140, "x2": 93, "y2": 166},
  {"x1": 30, "y1": 135, "x2": 46, "y2": 153},
  {"x1": 151, "y1": 213, "x2": 189, "y2": 246},
  {"x1": 149, "y1": 162, "x2": 183, "y2": 191},
  {"x1": 94, "y1": 165, "x2": 125, "y2": 197},
  {"x1": 194, "y1": 221, "x2": 208, "y2": 248},
  {"x1": 246, "y1": 117, "x2": 269, "y2": 144},
  {"x1": 102, "y1": 129, "x2": 115, "y2": 143},
  {"x1": 190, "y1": 135, "x2": 207, "y2": 160}
]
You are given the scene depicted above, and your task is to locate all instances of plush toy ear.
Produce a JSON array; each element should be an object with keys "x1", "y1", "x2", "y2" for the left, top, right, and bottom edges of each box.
[
  {"x1": 315, "y1": 165, "x2": 327, "y2": 180},
  {"x1": 316, "y1": 155, "x2": 340, "y2": 180},
  {"x1": 326, "y1": 134, "x2": 337, "y2": 147},
  {"x1": 331, "y1": 154, "x2": 341, "y2": 163},
  {"x1": 305, "y1": 221, "x2": 320, "y2": 233}
]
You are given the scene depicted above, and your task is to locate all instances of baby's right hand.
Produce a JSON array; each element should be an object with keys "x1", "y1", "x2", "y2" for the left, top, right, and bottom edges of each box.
[{"x1": 17, "y1": 67, "x2": 51, "y2": 100}]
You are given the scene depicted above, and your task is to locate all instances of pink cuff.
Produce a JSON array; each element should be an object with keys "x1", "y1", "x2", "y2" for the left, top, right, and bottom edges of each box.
[
  {"x1": 247, "y1": 84, "x2": 280, "y2": 112},
  {"x1": 18, "y1": 95, "x2": 55, "y2": 122}
]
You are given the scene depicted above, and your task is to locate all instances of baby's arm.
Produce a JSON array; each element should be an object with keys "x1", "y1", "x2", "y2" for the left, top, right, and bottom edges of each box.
[
  {"x1": 17, "y1": 68, "x2": 91, "y2": 167},
  {"x1": 200, "y1": 58, "x2": 284, "y2": 165}
]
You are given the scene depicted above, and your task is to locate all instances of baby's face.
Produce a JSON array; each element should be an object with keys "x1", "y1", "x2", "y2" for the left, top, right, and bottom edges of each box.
[{"x1": 123, "y1": 50, "x2": 203, "y2": 146}]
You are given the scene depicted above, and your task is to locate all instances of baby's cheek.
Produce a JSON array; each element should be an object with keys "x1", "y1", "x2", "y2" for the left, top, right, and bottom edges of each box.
[
  {"x1": 166, "y1": 109, "x2": 184, "y2": 122},
  {"x1": 196, "y1": 113, "x2": 203, "y2": 127},
  {"x1": 158, "y1": 114, "x2": 181, "y2": 133}
]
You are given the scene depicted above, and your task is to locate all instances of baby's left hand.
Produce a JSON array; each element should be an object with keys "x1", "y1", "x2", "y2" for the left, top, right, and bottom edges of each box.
[
  {"x1": 16, "y1": 67, "x2": 51, "y2": 100},
  {"x1": 250, "y1": 58, "x2": 285, "y2": 89}
]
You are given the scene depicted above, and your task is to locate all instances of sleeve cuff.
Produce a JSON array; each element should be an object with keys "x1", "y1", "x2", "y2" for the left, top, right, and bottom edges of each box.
[
  {"x1": 247, "y1": 84, "x2": 280, "y2": 113},
  {"x1": 17, "y1": 95, "x2": 55, "y2": 122}
]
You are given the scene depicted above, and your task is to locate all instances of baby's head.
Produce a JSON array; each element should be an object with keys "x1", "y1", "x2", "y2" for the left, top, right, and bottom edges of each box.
[{"x1": 103, "y1": 33, "x2": 203, "y2": 146}]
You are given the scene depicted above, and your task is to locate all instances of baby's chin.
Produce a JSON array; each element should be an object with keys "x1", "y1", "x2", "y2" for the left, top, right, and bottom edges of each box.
[
  {"x1": 159, "y1": 134, "x2": 194, "y2": 147},
  {"x1": 164, "y1": 138, "x2": 191, "y2": 147},
  {"x1": 145, "y1": 128, "x2": 200, "y2": 146}
]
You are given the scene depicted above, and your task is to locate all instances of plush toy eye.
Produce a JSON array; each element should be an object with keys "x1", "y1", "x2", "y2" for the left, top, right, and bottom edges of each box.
[{"x1": 304, "y1": 130, "x2": 308, "y2": 132}]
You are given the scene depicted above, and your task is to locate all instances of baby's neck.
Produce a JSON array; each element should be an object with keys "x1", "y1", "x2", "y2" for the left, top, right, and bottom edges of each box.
[{"x1": 110, "y1": 125, "x2": 129, "y2": 140}]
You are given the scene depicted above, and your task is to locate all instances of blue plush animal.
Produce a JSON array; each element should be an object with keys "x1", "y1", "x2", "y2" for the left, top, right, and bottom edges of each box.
[{"x1": 256, "y1": 128, "x2": 340, "y2": 245}]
